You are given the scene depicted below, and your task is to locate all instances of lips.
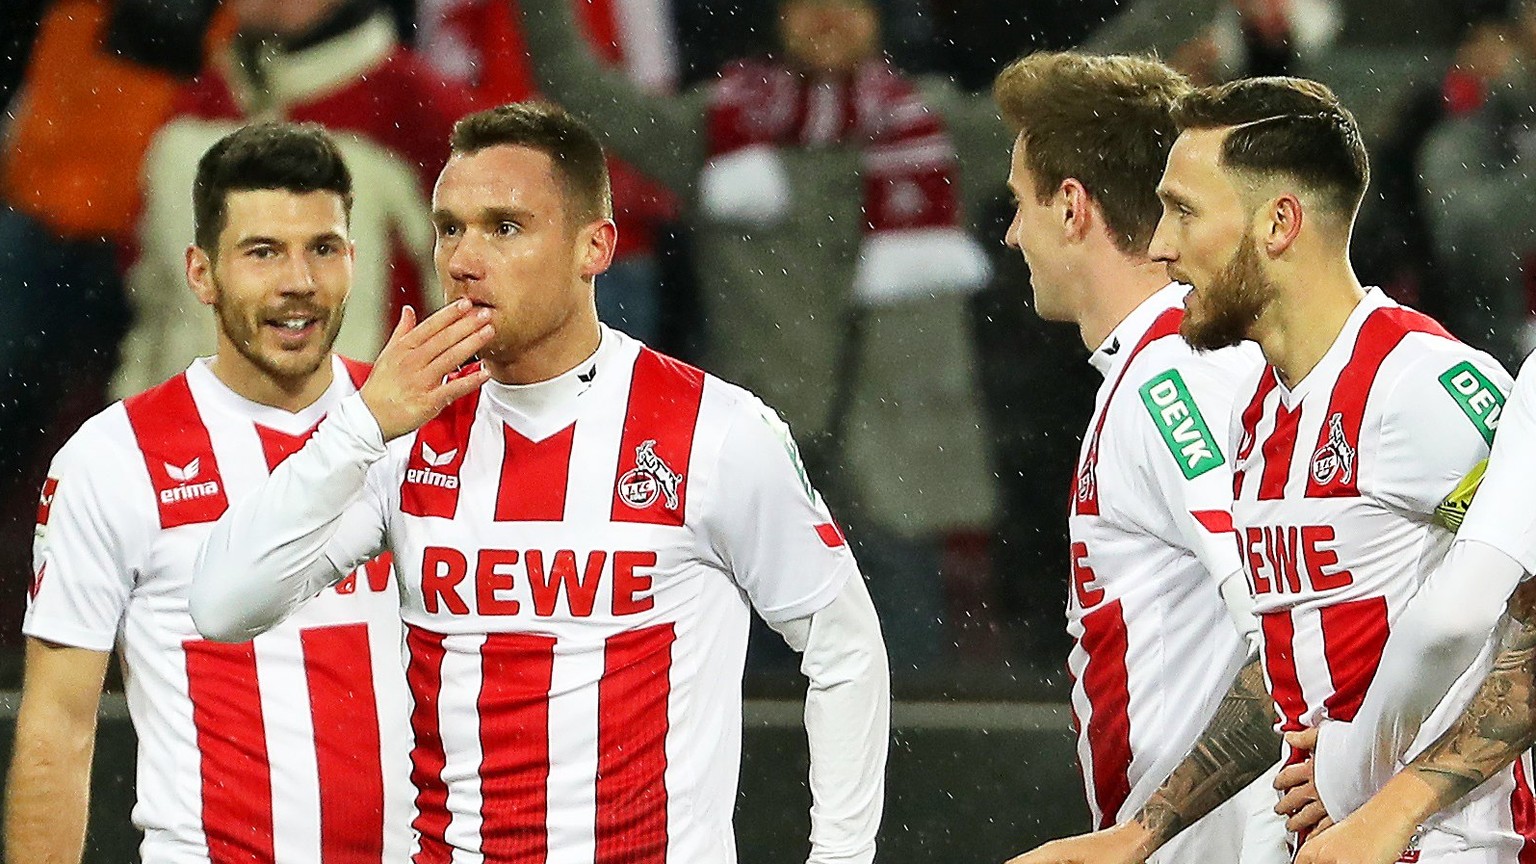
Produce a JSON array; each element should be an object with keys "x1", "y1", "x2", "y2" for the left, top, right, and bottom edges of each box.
[{"x1": 263, "y1": 309, "x2": 325, "y2": 345}]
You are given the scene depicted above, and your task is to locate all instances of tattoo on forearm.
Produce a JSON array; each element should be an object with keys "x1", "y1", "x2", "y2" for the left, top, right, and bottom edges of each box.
[
  {"x1": 1133, "y1": 657, "x2": 1280, "y2": 845},
  {"x1": 1408, "y1": 582, "x2": 1536, "y2": 812}
]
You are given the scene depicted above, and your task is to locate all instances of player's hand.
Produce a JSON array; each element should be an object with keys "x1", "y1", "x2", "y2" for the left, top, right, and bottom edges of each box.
[
  {"x1": 1275, "y1": 727, "x2": 1328, "y2": 833},
  {"x1": 1003, "y1": 822, "x2": 1155, "y2": 864},
  {"x1": 1294, "y1": 809, "x2": 1412, "y2": 864},
  {"x1": 361, "y1": 301, "x2": 493, "y2": 441}
]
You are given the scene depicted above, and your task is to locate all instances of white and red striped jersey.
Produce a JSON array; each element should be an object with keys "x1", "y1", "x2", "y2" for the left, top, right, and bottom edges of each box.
[
  {"x1": 25, "y1": 357, "x2": 414, "y2": 864},
  {"x1": 1231, "y1": 288, "x2": 1532, "y2": 855},
  {"x1": 1066, "y1": 284, "x2": 1280, "y2": 858},
  {"x1": 293, "y1": 327, "x2": 859, "y2": 862}
]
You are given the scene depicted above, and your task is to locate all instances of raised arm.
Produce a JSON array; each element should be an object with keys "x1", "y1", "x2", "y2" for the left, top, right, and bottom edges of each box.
[
  {"x1": 513, "y1": 0, "x2": 707, "y2": 194},
  {"x1": 190, "y1": 302, "x2": 492, "y2": 640}
]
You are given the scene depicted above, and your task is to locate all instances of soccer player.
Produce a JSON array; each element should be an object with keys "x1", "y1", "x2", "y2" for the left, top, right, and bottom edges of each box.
[
  {"x1": 994, "y1": 51, "x2": 1285, "y2": 863},
  {"x1": 188, "y1": 103, "x2": 891, "y2": 863},
  {"x1": 4, "y1": 124, "x2": 414, "y2": 862},
  {"x1": 1006, "y1": 76, "x2": 1521, "y2": 863}
]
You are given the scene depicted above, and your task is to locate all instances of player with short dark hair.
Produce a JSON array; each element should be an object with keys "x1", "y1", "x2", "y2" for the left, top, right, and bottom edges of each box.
[
  {"x1": 4, "y1": 122, "x2": 413, "y2": 863},
  {"x1": 190, "y1": 102, "x2": 892, "y2": 864}
]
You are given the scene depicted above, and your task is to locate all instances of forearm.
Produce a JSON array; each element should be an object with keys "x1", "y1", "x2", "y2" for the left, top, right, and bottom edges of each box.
[
  {"x1": 514, "y1": 0, "x2": 705, "y2": 192},
  {"x1": 1132, "y1": 656, "x2": 1281, "y2": 849},
  {"x1": 4, "y1": 719, "x2": 96, "y2": 864},
  {"x1": 1314, "y1": 541, "x2": 1523, "y2": 815},
  {"x1": 1395, "y1": 584, "x2": 1536, "y2": 817},
  {"x1": 773, "y1": 575, "x2": 890, "y2": 864},
  {"x1": 190, "y1": 394, "x2": 384, "y2": 640}
]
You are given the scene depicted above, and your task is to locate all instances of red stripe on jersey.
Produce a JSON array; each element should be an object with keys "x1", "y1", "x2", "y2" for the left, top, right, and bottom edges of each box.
[
  {"x1": 302, "y1": 623, "x2": 385, "y2": 862},
  {"x1": 255, "y1": 421, "x2": 323, "y2": 471},
  {"x1": 815, "y1": 522, "x2": 847, "y2": 547},
  {"x1": 611, "y1": 349, "x2": 706, "y2": 526},
  {"x1": 406, "y1": 626, "x2": 452, "y2": 864},
  {"x1": 1511, "y1": 756, "x2": 1536, "y2": 864},
  {"x1": 477, "y1": 632, "x2": 558, "y2": 861},
  {"x1": 596, "y1": 623, "x2": 675, "y2": 863},
  {"x1": 495, "y1": 423, "x2": 576, "y2": 521},
  {"x1": 1080, "y1": 600, "x2": 1133, "y2": 829},
  {"x1": 1191, "y1": 509, "x2": 1233, "y2": 534},
  {"x1": 1257, "y1": 402, "x2": 1302, "y2": 500},
  {"x1": 1233, "y1": 370, "x2": 1280, "y2": 500},
  {"x1": 183, "y1": 639, "x2": 275, "y2": 864},
  {"x1": 339, "y1": 356, "x2": 372, "y2": 390},
  {"x1": 1305, "y1": 308, "x2": 1455, "y2": 498},
  {"x1": 124, "y1": 374, "x2": 230, "y2": 528},
  {"x1": 36, "y1": 477, "x2": 57, "y2": 527},
  {"x1": 1260, "y1": 611, "x2": 1308, "y2": 732},
  {"x1": 1319, "y1": 597, "x2": 1390, "y2": 722},
  {"x1": 1074, "y1": 308, "x2": 1184, "y2": 516},
  {"x1": 401, "y1": 374, "x2": 481, "y2": 520}
]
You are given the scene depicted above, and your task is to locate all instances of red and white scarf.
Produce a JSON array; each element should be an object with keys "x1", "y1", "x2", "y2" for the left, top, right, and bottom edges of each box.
[{"x1": 702, "y1": 58, "x2": 990, "y2": 304}]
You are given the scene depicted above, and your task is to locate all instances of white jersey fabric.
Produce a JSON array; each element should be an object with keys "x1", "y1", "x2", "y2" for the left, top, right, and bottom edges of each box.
[
  {"x1": 1067, "y1": 284, "x2": 1284, "y2": 862},
  {"x1": 1230, "y1": 288, "x2": 1531, "y2": 859},
  {"x1": 25, "y1": 356, "x2": 414, "y2": 864},
  {"x1": 192, "y1": 326, "x2": 883, "y2": 863}
]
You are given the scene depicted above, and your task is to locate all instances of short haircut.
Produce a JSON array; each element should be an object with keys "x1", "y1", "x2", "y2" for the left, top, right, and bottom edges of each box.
[
  {"x1": 993, "y1": 51, "x2": 1191, "y2": 256},
  {"x1": 449, "y1": 102, "x2": 613, "y2": 222},
  {"x1": 1172, "y1": 77, "x2": 1370, "y2": 217},
  {"x1": 192, "y1": 122, "x2": 353, "y2": 254}
]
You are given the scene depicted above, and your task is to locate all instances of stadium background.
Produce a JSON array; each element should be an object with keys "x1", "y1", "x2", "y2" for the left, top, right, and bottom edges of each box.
[{"x1": 0, "y1": 0, "x2": 1513, "y2": 859}]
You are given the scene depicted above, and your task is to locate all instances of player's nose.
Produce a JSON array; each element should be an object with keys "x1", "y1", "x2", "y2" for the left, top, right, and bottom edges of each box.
[{"x1": 1148, "y1": 216, "x2": 1176, "y2": 263}]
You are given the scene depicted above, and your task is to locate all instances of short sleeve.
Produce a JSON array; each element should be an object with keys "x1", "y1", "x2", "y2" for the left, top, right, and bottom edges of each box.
[
  {"x1": 699, "y1": 399, "x2": 858, "y2": 624},
  {"x1": 1372, "y1": 347, "x2": 1511, "y2": 518},
  {"x1": 1133, "y1": 350, "x2": 1255, "y2": 588},
  {"x1": 1458, "y1": 350, "x2": 1536, "y2": 572},
  {"x1": 25, "y1": 419, "x2": 147, "y2": 651}
]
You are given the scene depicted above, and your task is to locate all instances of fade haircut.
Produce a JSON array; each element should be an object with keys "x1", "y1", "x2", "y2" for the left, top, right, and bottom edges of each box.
[
  {"x1": 993, "y1": 51, "x2": 1191, "y2": 256},
  {"x1": 1173, "y1": 77, "x2": 1369, "y2": 218},
  {"x1": 193, "y1": 122, "x2": 352, "y2": 255},
  {"x1": 449, "y1": 102, "x2": 613, "y2": 222}
]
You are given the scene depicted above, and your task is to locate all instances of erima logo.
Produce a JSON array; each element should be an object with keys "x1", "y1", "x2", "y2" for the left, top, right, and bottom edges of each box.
[
  {"x1": 407, "y1": 442, "x2": 460, "y2": 489},
  {"x1": 160, "y1": 458, "x2": 219, "y2": 504}
]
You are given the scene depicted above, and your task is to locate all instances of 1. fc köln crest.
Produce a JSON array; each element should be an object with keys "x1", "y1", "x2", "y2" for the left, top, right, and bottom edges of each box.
[
  {"x1": 1311, "y1": 412, "x2": 1357, "y2": 486},
  {"x1": 618, "y1": 440, "x2": 684, "y2": 511}
]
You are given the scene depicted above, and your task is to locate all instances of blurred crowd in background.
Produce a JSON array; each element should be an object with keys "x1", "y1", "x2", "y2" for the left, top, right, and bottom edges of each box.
[{"x1": 0, "y1": 0, "x2": 1529, "y2": 698}]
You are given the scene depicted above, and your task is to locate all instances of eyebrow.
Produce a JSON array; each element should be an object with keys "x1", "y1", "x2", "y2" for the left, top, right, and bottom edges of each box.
[
  {"x1": 432, "y1": 206, "x2": 535, "y2": 224},
  {"x1": 1157, "y1": 188, "x2": 1193, "y2": 209}
]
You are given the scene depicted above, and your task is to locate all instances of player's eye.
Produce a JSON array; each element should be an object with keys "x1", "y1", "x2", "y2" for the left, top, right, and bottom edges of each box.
[
  {"x1": 249, "y1": 246, "x2": 278, "y2": 259},
  {"x1": 495, "y1": 221, "x2": 519, "y2": 237},
  {"x1": 436, "y1": 223, "x2": 460, "y2": 238}
]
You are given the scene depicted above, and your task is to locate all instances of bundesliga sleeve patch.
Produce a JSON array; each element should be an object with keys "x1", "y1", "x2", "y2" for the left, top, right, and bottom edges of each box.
[
  {"x1": 1138, "y1": 369, "x2": 1225, "y2": 480},
  {"x1": 1438, "y1": 361, "x2": 1505, "y2": 445}
]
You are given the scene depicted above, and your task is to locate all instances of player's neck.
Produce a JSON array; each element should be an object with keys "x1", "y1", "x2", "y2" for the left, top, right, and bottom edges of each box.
[
  {"x1": 1078, "y1": 258, "x2": 1173, "y2": 351},
  {"x1": 208, "y1": 351, "x2": 336, "y2": 414},
  {"x1": 1253, "y1": 257, "x2": 1365, "y2": 388},
  {"x1": 483, "y1": 313, "x2": 603, "y2": 386}
]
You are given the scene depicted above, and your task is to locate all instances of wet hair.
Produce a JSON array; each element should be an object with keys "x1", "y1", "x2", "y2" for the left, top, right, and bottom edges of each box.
[
  {"x1": 192, "y1": 122, "x2": 352, "y2": 254},
  {"x1": 449, "y1": 102, "x2": 613, "y2": 221},
  {"x1": 993, "y1": 51, "x2": 1191, "y2": 256},
  {"x1": 1173, "y1": 77, "x2": 1370, "y2": 217}
]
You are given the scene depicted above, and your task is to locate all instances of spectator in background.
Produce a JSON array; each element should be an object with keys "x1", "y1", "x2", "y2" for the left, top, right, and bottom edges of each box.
[
  {"x1": 415, "y1": 0, "x2": 682, "y2": 346},
  {"x1": 114, "y1": 0, "x2": 468, "y2": 399},
  {"x1": 1169, "y1": 0, "x2": 1342, "y2": 84},
  {"x1": 517, "y1": 0, "x2": 1001, "y2": 667},
  {"x1": 1415, "y1": 0, "x2": 1536, "y2": 370},
  {"x1": 0, "y1": 0, "x2": 231, "y2": 646}
]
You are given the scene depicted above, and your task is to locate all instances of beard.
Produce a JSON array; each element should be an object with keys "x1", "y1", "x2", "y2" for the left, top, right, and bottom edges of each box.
[
  {"x1": 1180, "y1": 235, "x2": 1277, "y2": 352},
  {"x1": 212, "y1": 277, "x2": 344, "y2": 384}
]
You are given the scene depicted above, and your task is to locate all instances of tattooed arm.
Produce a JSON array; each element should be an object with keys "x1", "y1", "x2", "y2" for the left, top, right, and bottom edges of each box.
[
  {"x1": 1004, "y1": 657, "x2": 1279, "y2": 864},
  {"x1": 1294, "y1": 580, "x2": 1536, "y2": 864}
]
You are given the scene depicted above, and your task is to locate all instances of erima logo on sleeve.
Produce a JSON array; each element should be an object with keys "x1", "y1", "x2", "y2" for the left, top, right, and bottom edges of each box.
[
  {"x1": 1138, "y1": 369, "x2": 1225, "y2": 480},
  {"x1": 1438, "y1": 361, "x2": 1505, "y2": 445}
]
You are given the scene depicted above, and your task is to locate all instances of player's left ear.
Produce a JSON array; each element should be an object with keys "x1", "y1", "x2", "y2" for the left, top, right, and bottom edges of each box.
[
  {"x1": 1059, "y1": 178, "x2": 1093, "y2": 243},
  {"x1": 185, "y1": 244, "x2": 217, "y2": 307},
  {"x1": 1263, "y1": 194, "x2": 1303, "y2": 256},
  {"x1": 577, "y1": 217, "x2": 618, "y2": 279}
]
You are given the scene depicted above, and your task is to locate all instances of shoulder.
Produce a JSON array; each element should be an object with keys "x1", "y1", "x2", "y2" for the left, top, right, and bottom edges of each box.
[{"x1": 1371, "y1": 323, "x2": 1509, "y2": 446}]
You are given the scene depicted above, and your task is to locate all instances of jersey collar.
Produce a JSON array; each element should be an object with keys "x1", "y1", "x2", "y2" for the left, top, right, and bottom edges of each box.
[
  {"x1": 185, "y1": 354, "x2": 353, "y2": 433},
  {"x1": 482, "y1": 324, "x2": 624, "y2": 429},
  {"x1": 1088, "y1": 281, "x2": 1189, "y2": 378}
]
